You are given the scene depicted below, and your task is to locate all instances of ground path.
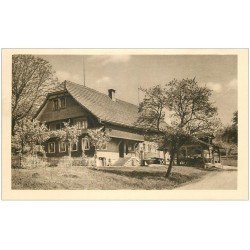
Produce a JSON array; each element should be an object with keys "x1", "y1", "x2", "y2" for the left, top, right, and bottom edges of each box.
[{"x1": 176, "y1": 169, "x2": 237, "y2": 190}]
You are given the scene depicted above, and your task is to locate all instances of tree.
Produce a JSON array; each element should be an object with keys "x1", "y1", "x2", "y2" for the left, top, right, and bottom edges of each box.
[
  {"x1": 214, "y1": 129, "x2": 237, "y2": 158},
  {"x1": 138, "y1": 85, "x2": 168, "y2": 131},
  {"x1": 230, "y1": 111, "x2": 238, "y2": 144},
  {"x1": 214, "y1": 111, "x2": 238, "y2": 157},
  {"x1": 88, "y1": 128, "x2": 111, "y2": 165},
  {"x1": 12, "y1": 55, "x2": 58, "y2": 135},
  {"x1": 88, "y1": 128, "x2": 111, "y2": 150},
  {"x1": 53, "y1": 122, "x2": 81, "y2": 157},
  {"x1": 138, "y1": 78, "x2": 220, "y2": 178},
  {"x1": 12, "y1": 118, "x2": 50, "y2": 167}
]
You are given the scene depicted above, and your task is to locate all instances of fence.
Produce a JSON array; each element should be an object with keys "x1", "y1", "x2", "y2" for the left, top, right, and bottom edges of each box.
[
  {"x1": 220, "y1": 155, "x2": 237, "y2": 167},
  {"x1": 11, "y1": 154, "x2": 95, "y2": 168}
]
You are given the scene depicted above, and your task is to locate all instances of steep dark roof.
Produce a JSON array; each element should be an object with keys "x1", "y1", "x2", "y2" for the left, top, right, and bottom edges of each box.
[{"x1": 65, "y1": 81, "x2": 140, "y2": 128}]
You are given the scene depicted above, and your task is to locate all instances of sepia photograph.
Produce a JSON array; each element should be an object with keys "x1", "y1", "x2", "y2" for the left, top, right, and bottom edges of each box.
[
  {"x1": 1, "y1": 2, "x2": 250, "y2": 250},
  {"x1": 1, "y1": 49, "x2": 248, "y2": 199}
]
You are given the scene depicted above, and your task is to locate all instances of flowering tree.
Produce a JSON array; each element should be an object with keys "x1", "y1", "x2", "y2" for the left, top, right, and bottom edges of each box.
[
  {"x1": 12, "y1": 118, "x2": 49, "y2": 155},
  {"x1": 51, "y1": 121, "x2": 81, "y2": 157},
  {"x1": 87, "y1": 128, "x2": 111, "y2": 166},
  {"x1": 12, "y1": 118, "x2": 50, "y2": 167},
  {"x1": 88, "y1": 128, "x2": 111, "y2": 150}
]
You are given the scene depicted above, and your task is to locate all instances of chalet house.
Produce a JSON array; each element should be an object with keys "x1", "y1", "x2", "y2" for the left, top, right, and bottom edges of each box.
[{"x1": 35, "y1": 81, "x2": 162, "y2": 167}]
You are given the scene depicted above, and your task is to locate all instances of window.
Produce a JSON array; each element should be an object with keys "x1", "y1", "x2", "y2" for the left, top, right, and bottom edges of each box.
[
  {"x1": 82, "y1": 138, "x2": 90, "y2": 150},
  {"x1": 76, "y1": 121, "x2": 81, "y2": 129},
  {"x1": 71, "y1": 142, "x2": 78, "y2": 151},
  {"x1": 60, "y1": 97, "x2": 66, "y2": 109},
  {"x1": 47, "y1": 123, "x2": 52, "y2": 131},
  {"x1": 53, "y1": 99, "x2": 59, "y2": 110},
  {"x1": 52, "y1": 96, "x2": 66, "y2": 110},
  {"x1": 56, "y1": 123, "x2": 61, "y2": 130},
  {"x1": 55, "y1": 122, "x2": 65, "y2": 130},
  {"x1": 59, "y1": 141, "x2": 66, "y2": 152},
  {"x1": 82, "y1": 120, "x2": 88, "y2": 129},
  {"x1": 48, "y1": 142, "x2": 55, "y2": 153},
  {"x1": 76, "y1": 120, "x2": 88, "y2": 129}
]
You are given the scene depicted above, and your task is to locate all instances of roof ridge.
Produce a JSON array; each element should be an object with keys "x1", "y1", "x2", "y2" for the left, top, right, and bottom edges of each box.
[{"x1": 64, "y1": 80, "x2": 139, "y2": 108}]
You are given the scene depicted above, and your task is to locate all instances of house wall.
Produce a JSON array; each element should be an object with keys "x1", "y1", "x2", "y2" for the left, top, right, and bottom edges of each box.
[
  {"x1": 96, "y1": 151, "x2": 120, "y2": 166},
  {"x1": 95, "y1": 138, "x2": 138, "y2": 166},
  {"x1": 45, "y1": 134, "x2": 95, "y2": 158},
  {"x1": 44, "y1": 137, "x2": 136, "y2": 166},
  {"x1": 37, "y1": 94, "x2": 90, "y2": 122},
  {"x1": 38, "y1": 92, "x2": 163, "y2": 165},
  {"x1": 45, "y1": 136, "x2": 162, "y2": 163},
  {"x1": 138, "y1": 141, "x2": 162, "y2": 159}
]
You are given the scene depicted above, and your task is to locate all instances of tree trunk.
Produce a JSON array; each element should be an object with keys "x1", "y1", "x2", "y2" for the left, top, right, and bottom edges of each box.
[
  {"x1": 165, "y1": 151, "x2": 175, "y2": 178},
  {"x1": 19, "y1": 152, "x2": 22, "y2": 168},
  {"x1": 163, "y1": 149, "x2": 167, "y2": 165},
  {"x1": 176, "y1": 150, "x2": 180, "y2": 165},
  {"x1": 11, "y1": 118, "x2": 16, "y2": 136},
  {"x1": 218, "y1": 148, "x2": 221, "y2": 163},
  {"x1": 68, "y1": 142, "x2": 72, "y2": 157}
]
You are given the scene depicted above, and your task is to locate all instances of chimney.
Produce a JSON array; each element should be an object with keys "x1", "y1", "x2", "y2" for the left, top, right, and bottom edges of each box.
[{"x1": 108, "y1": 89, "x2": 116, "y2": 101}]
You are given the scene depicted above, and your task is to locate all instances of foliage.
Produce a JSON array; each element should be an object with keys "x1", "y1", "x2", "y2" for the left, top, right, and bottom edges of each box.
[
  {"x1": 88, "y1": 128, "x2": 111, "y2": 150},
  {"x1": 72, "y1": 157, "x2": 89, "y2": 167},
  {"x1": 12, "y1": 118, "x2": 50, "y2": 156},
  {"x1": 137, "y1": 78, "x2": 220, "y2": 177},
  {"x1": 48, "y1": 123, "x2": 110, "y2": 164},
  {"x1": 50, "y1": 121, "x2": 81, "y2": 157},
  {"x1": 213, "y1": 111, "x2": 238, "y2": 156},
  {"x1": 12, "y1": 55, "x2": 58, "y2": 135},
  {"x1": 138, "y1": 85, "x2": 168, "y2": 130},
  {"x1": 21, "y1": 155, "x2": 49, "y2": 169},
  {"x1": 224, "y1": 111, "x2": 237, "y2": 144},
  {"x1": 166, "y1": 78, "x2": 220, "y2": 135}
]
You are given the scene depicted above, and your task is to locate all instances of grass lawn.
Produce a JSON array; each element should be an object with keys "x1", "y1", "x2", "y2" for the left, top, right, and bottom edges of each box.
[{"x1": 12, "y1": 165, "x2": 210, "y2": 190}]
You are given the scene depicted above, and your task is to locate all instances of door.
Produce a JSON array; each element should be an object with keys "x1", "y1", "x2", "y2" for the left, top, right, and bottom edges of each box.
[{"x1": 119, "y1": 140, "x2": 124, "y2": 158}]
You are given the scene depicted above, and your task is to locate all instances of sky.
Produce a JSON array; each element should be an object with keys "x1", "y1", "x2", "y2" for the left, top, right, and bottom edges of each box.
[{"x1": 40, "y1": 54, "x2": 237, "y2": 125}]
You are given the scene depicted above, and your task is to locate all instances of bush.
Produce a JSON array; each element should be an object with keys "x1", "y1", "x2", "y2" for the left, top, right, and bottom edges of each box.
[
  {"x1": 58, "y1": 156, "x2": 73, "y2": 167},
  {"x1": 72, "y1": 157, "x2": 88, "y2": 166},
  {"x1": 22, "y1": 155, "x2": 48, "y2": 169},
  {"x1": 11, "y1": 155, "x2": 22, "y2": 168}
]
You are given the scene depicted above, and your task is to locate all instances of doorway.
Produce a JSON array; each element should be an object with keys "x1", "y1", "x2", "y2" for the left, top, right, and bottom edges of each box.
[{"x1": 119, "y1": 140, "x2": 125, "y2": 158}]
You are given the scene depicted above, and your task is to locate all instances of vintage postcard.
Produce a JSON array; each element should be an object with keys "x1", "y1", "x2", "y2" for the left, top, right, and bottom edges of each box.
[{"x1": 1, "y1": 49, "x2": 248, "y2": 200}]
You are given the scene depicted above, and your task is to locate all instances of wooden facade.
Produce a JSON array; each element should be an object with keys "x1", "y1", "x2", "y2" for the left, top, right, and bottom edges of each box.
[{"x1": 35, "y1": 82, "x2": 161, "y2": 166}]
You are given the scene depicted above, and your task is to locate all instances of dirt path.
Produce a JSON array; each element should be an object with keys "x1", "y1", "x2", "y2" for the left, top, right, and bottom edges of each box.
[{"x1": 176, "y1": 170, "x2": 237, "y2": 190}]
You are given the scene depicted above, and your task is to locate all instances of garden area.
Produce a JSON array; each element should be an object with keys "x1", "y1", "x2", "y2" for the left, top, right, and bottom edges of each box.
[{"x1": 12, "y1": 164, "x2": 209, "y2": 190}]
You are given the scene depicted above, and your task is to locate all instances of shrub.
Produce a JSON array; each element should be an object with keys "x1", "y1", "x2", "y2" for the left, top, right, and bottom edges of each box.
[
  {"x1": 45, "y1": 157, "x2": 59, "y2": 167},
  {"x1": 58, "y1": 156, "x2": 73, "y2": 167},
  {"x1": 22, "y1": 155, "x2": 49, "y2": 169},
  {"x1": 72, "y1": 158, "x2": 88, "y2": 166}
]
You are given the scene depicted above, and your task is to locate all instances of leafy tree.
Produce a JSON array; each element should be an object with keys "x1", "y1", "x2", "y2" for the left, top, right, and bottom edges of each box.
[
  {"x1": 230, "y1": 111, "x2": 238, "y2": 144},
  {"x1": 232, "y1": 111, "x2": 238, "y2": 126},
  {"x1": 52, "y1": 122, "x2": 81, "y2": 157},
  {"x1": 12, "y1": 55, "x2": 58, "y2": 135},
  {"x1": 88, "y1": 128, "x2": 111, "y2": 166},
  {"x1": 214, "y1": 129, "x2": 237, "y2": 158},
  {"x1": 88, "y1": 128, "x2": 111, "y2": 150},
  {"x1": 138, "y1": 85, "x2": 168, "y2": 131},
  {"x1": 214, "y1": 111, "x2": 238, "y2": 157},
  {"x1": 138, "y1": 78, "x2": 220, "y2": 178},
  {"x1": 12, "y1": 118, "x2": 50, "y2": 167}
]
